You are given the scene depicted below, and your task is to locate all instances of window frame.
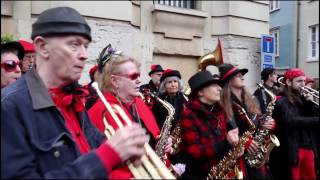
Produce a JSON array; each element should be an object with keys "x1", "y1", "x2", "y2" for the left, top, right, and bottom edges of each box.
[
  {"x1": 269, "y1": 0, "x2": 280, "y2": 12},
  {"x1": 270, "y1": 28, "x2": 280, "y2": 57},
  {"x1": 307, "y1": 24, "x2": 319, "y2": 62},
  {"x1": 153, "y1": 0, "x2": 195, "y2": 9}
]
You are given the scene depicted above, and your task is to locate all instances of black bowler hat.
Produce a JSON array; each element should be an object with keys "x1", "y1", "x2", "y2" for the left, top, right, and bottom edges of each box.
[
  {"x1": 149, "y1": 64, "x2": 164, "y2": 76},
  {"x1": 218, "y1": 63, "x2": 248, "y2": 82},
  {"x1": 1, "y1": 41, "x2": 25, "y2": 60},
  {"x1": 188, "y1": 70, "x2": 221, "y2": 97},
  {"x1": 31, "y1": 7, "x2": 91, "y2": 41},
  {"x1": 160, "y1": 69, "x2": 181, "y2": 83}
]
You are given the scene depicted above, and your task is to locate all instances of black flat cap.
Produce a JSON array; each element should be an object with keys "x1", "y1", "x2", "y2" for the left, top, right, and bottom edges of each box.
[{"x1": 31, "y1": 7, "x2": 91, "y2": 41}]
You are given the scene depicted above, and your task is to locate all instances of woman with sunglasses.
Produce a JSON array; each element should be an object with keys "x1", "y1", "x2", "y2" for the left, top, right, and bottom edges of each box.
[
  {"x1": 1, "y1": 41, "x2": 24, "y2": 88},
  {"x1": 88, "y1": 46, "x2": 173, "y2": 179}
]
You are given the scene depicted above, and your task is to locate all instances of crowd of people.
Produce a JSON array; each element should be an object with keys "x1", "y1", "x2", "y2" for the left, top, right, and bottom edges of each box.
[{"x1": 1, "y1": 6, "x2": 319, "y2": 179}]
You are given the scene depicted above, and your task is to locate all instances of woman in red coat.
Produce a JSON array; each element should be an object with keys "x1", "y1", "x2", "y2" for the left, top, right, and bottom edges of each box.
[{"x1": 88, "y1": 45, "x2": 172, "y2": 179}]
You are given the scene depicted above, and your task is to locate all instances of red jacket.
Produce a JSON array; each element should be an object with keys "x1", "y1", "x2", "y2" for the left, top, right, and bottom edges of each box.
[{"x1": 88, "y1": 91, "x2": 160, "y2": 179}]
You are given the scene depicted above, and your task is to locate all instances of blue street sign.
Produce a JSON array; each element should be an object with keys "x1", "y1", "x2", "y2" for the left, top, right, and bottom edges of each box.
[
  {"x1": 263, "y1": 64, "x2": 274, "y2": 69},
  {"x1": 262, "y1": 35, "x2": 274, "y2": 53},
  {"x1": 264, "y1": 55, "x2": 273, "y2": 63},
  {"x1": 261, "y1": 34, "x2": 275, "y2": 71}
]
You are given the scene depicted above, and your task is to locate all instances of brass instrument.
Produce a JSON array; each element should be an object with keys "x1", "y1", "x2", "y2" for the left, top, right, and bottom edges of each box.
[
  {"x1": 171, "y1": 124, "x2": 181, "y2": 155},
  {"x1": 148, "y1": 92, "x2": 181, "y2": 177},
  {"x1": 245, "y1": 83, "x2": 280, "y2": 168},
  {"x1": 278, "y1": 77, "x2": 319, "y2": 106},
  {"x1": 92, "y1": 82, "x2": 175, "y2": 179},
  {"x1": 207, "y1": 103, "x2": 255, "y2": 180},
  {"x1": 301, "y1": 86, "x2": 319, "y2": 106},
  {"x1": 184, "y1": 39, "x2": 224, "y2": 96},
  {"x1": 147, "y1": 92, "x2": 175, "y2": 161}
]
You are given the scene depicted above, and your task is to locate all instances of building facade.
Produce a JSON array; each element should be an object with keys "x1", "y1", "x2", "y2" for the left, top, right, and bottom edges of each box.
[
  {"x1": 269, "y1": 0, "x2": 319, "y2": 88},
  {"x1": 1, "y1": 1, "x2": 270, "y2": 92}
]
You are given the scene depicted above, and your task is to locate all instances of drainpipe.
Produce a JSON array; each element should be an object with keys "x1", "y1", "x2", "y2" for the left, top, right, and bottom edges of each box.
[{"x1": 296, "y1": 1, "x2": 300, "y2": 68}]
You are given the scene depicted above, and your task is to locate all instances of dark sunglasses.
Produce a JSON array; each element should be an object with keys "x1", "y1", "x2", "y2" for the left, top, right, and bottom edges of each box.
[
  {"x1": 114, "y1": 72, "x2": 141, "y2": 80},
  {"x1": 1, "y1": 60, "x2": 21, "y2": 72}
]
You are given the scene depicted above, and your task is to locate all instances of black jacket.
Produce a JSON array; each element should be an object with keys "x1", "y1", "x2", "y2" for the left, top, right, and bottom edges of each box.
[
  {"x1": 270, "y1": 94, "x2": 320, "y2": 179},
  {"x1": 253, "y1": 83, "x2": 278, "y2": 114},
  {"x1": 152, "y1": 92, "x2": 187, "y2": 131},
  {"x1": 1, "y1": 69, "x2": 108, "y2": 179}
]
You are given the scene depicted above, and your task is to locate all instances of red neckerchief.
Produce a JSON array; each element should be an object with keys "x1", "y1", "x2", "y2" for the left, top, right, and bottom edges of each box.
[
  {"x1": 49, "y1": 82, "x2": 89, "y2": 112},
  {"x1": 49, "y1": 82, "x2": 91, "y2": 154}
]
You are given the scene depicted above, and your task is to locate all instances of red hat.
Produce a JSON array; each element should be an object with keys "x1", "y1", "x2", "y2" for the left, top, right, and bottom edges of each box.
[
  {"x1": 305, "y1": 76, "x2": 315, "y2": 85},
  {"x1": 149, "y1": 64, "x2": 164, "y2": 76},
  {"x1": 283, "y1": 68, "x2": 305, "y2": 83},
  {"x1": 160, "y1": 69, "x2": 181, "y2": 83},
  {"x1": 89, "y1": 65, "x2": 98, "y2": 81},
  {"x1": 18, "y1": 40, "x2": 35, "y2": 53}
]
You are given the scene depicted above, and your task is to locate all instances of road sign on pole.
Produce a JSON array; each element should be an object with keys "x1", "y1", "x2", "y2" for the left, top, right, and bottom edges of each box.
[{"x1": 261, "y1": 34, "x2": 275, "y2": 71}]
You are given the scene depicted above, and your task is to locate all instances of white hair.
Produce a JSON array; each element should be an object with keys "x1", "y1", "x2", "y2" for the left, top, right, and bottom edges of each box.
[{"x1": 158, "y1": 76, "x2": 183, "y2": 94}]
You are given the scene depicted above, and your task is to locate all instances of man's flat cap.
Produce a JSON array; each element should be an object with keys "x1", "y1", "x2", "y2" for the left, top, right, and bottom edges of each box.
[{"x1": 31, "y1": 7, "x2": 91, "y2": 41}]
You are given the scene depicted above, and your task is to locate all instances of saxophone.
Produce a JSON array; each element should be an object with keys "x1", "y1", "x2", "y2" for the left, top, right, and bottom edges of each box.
[
  {"x1": 245, "y1": 83, "x2": 280, "y2": 168},
  {"x1": 207, "y1": 103, "x2": 256, "y2": 180},
  {"x1": 148, "y1": 92, "x2": 175, "y2": 161},
  {"x1": 170, "y1": 94, "x2": 188, "y2": 155}
]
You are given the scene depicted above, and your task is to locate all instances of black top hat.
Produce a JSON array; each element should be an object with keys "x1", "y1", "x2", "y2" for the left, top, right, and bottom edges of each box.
[
  {"x1": 188, "y1": 70, "x2": 221, "y2": 97},
  {"x1": 149, "y1": 64, "x2": 164, "y2": 76},
  {"x1": 160, "y1": 69, "x2": 181, "y2": 83},
  {"x1": 1, "y1": 41, "x2": 25, "y2": 60},
  {"x1": 218, "y1": 63, "x2": 248, "y2": 82},
  {"x1": 31, "y1": 7, "x2": 91, "y2": 41},
  {"x1": 261, "y1": 67, "x2": 275, "y2": 81}
]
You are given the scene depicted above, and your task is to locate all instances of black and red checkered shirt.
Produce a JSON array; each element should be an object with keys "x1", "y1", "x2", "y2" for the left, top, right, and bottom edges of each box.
[{"x1": 179, "y1": 98, "x2": 232, "y2": 178}]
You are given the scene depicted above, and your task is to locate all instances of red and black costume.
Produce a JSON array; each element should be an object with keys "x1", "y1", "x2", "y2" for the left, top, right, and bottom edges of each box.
[
  {"x1": 139, "y1": 64, "x2": 163, "y2": 108},
  {"x1": 139, "y1": 80, "x2": 158, "y2": 108},
  {"x1": 88, "y1": 91, "x2": 160, "y2": 179},
  {"x1": 269, "y1": 68, "x2": 320, "y2": 179},
  {"x1": 231, "y1": 94, "x2": 269, "y2": 179},
  {"x1": 179, "y1": 99, "x2": 232, "y2": 179}
]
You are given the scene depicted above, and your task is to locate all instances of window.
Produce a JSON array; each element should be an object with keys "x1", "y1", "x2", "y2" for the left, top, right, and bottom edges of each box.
[
  {"x1": 270, "y1": 28, "x2": 280, "y2": 57},
  {"x1": 269, "y1": 0, "x2": 279, "y2": 12},
  {"x1": 153, "y1": 0, "x2": 195, "y2": 9},
  {"x1": 308, "y1": 24, "x2": 319, "y2": 61}
]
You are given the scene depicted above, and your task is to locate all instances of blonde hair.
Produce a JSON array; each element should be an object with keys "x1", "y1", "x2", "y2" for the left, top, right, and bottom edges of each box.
[{"x1": 98, "y1": 54, "x2": 140, "y2": 92}]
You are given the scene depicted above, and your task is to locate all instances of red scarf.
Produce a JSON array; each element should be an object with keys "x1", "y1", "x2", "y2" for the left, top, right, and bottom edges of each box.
[
  {"x1": 49, "y1": 82, "x2": 89, "y2": 112},
  {"x1": 49, "y1": 82, "x2": 91, "y2": 154}
]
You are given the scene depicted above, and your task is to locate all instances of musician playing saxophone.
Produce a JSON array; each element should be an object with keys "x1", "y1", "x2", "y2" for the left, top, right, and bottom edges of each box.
[
  {"x1": 253, "y1": 68, "x2": 279, "y2": 114},
  {"x1": 152, "y1": 69, "x2": 187, "y2": 132},
  {"x1": 270, "y1": 68, "x2": 319, "y2": 180},
  {"x1": 219, "y1": 63, "x2": 275, "y2": 179},
  {"x1": 88, "y1": 46, "x2": 173, "y2": 179},
  {"x1": 178, "y1": 71, "x2": 243, "y2": 179}
]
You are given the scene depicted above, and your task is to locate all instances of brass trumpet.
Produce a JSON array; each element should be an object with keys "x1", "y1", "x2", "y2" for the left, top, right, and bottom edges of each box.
[
  {"x1": 92, "y1": 82, "x2": 175, "y2": 179},
  {"x1": 278, "y1": 77, "x2": 319, "y2": 106}
]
